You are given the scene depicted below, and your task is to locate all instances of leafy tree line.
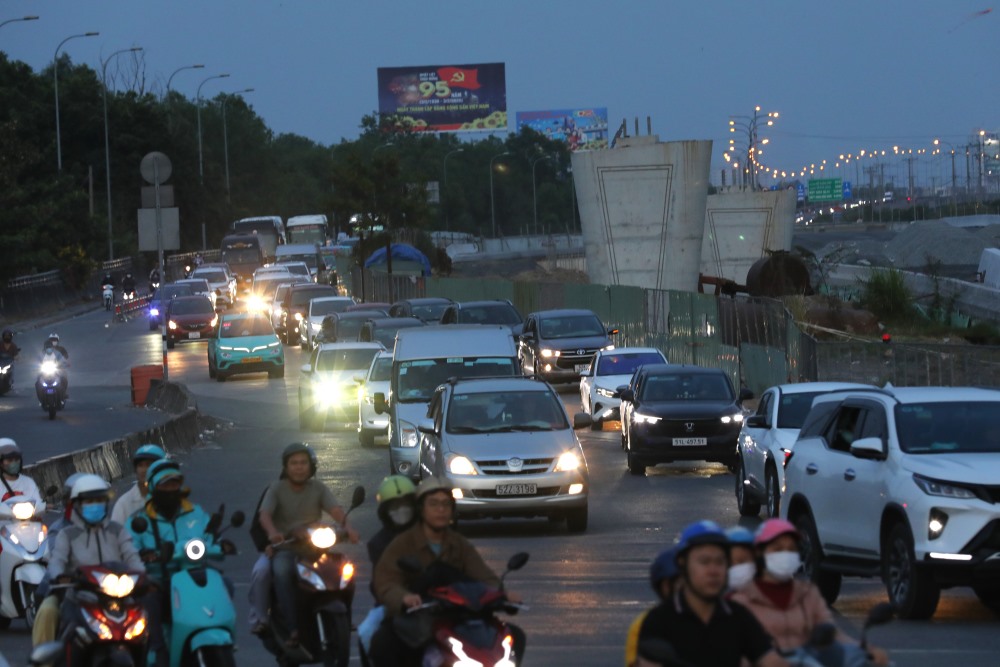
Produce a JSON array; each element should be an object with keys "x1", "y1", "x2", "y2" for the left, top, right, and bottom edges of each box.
[{"x1": 0, "y1": 53, "x2": 579, "y2": 287}]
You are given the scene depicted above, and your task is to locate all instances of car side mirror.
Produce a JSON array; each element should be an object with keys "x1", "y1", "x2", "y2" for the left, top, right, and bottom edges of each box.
[
  {"x1": 417, "y1": 418, "x2": 436, "y2": 435},
  {"x1": 608, "y1": 328, "x2": 619, "y2": 336},
  {"x1": 850, "y1": 436, "x2": 885, "y2": 459},
  {"x1": 619, "y1": 388, "x2": 635, "y2": 402},
  {"x1": 746, "y1": 414, "x2": 767, "y2": 428},
  {"x1": 573, "y1": 412, "x2": 593, "y2": 429},
  {"x1": 300, "y1": 364, "x2": 312, "y2": 374},
  {"x1": 374, "y1": 392, "x2": 388, "y2": 415},
  {"x1": 613, "y1": 384, "x2": 628, "y2": 399}
]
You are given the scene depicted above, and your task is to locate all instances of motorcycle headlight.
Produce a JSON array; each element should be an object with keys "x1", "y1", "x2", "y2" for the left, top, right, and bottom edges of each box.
[
  {"x1": 81, "y1": 608, "x2": 114, "y2": 641},
  {"x1": 294, "y1": 312, "x2": 304, "y2": 321},
  {"x1": 149, "y1": 308, "x2": 159, "y2": 317},
  {"x1": 124, "y1": 614, "x2": 147, "y2": 640},
  {"x1": 12, "y1": 502, "x2": 35, "y2": 520},
  {"x1": 0, "y1": 365, "x2": 9, "y2": 374},
  {"x1": 296, "y1": 562, "x2": 326, "y2": 591},
  {"x1": 40, "y1": 360, "x2": 58, "y2": 374},
  {"x1": 554, "y1": 451, "x2": 581, "y2": 472},
  {"x1": 184, "y1": 539, "x2": 206, "y2": 561},
  {"x1": 99, "y1": 573, "x2": 136, "y2": 598},
  {"x1": 448, "y1": 455, "x2": 477, "y2": 476},
  {"x1": 309, "y1": 526, "x2": 337, "y2": 549}
]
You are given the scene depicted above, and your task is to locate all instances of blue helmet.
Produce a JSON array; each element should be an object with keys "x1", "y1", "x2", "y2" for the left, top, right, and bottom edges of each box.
[
  {"x1": 146, "y1": 459, "x2": 183, "y2": 490},
  {"x1": 650, "y1": 546, "x2": 680, "y2": 592},
  {"x1": 133, "y1": 444, "x2": 166, "y2": 467},
  {"x1": 726, "y1": 526, "x2": 755, "y2": 547},
  {"x1": 675, "y1": 520, "x2": 729, "y2": 563}
]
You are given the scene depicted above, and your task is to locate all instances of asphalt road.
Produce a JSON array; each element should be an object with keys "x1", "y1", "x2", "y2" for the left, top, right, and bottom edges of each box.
[{"x1": 2, "y1": 310, "x2": 998, "y2": 666}]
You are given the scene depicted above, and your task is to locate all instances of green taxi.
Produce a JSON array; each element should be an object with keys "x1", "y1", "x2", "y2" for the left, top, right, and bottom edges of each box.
[{"x1": 207, "y1": 312, "x2": 284, "y2": 382}]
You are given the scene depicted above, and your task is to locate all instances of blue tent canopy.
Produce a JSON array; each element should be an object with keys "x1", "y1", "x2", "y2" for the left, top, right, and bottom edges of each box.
[{"x1": 363, "y1": 243, "x2": 432, "y2": 276}]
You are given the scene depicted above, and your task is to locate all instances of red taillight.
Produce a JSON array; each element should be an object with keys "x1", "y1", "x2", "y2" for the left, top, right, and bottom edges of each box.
[{"x1": 782, "y1": 449, "x2": 794, "y2": 469}]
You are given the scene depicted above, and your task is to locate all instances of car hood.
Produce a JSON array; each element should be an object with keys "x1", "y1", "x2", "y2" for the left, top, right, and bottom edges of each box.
[
  {"x1": 395, "y1": 401, "x2": 429, "y2": 425},
  {"x1": 313, "y1": 369, "x2": 366, "y2": 384},
  {"x1": 594, "y1": 374, "x2": 633, "y2": 390},
  {"x1": 444, "y1": 430, "x2": 582, "y2": 460},
  {"x1": 540, "y1": 335, "x2": 610, "y2": 350},
  {"x1": 169, "y1": 312, "x2": 215, "y2": 324},
  {"x1": 901, "y1": 453, "x2": 1000, "y2": 485},
  {"x1": 216, "y1": 335, "x2": 278, "y2": 350},
  {"x1": 635, "y1": 400, "x2": 740, "y2": 419}
]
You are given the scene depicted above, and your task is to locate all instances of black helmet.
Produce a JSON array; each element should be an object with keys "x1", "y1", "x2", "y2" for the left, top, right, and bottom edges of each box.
[
  {"x1": 1, "y1": 329, "x2": 12, "y2": 343},
  {"x1": 282, "y1": 442, "x2": 317, "y2": 477}
]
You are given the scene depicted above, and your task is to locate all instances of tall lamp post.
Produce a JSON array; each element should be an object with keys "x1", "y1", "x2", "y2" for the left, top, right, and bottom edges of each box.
[
  {"x1": 489, "y1": 152, "x2": 512, "y2": 238},
  {"x1": 197, "y1": 73, "x2": 230, "y2": 184},
  {"x1": 933, "y1": 139, "x2": 958, "y2": 215},
  {"x1": 102, "y1": 46, "x2": 143, "y2": 261},
  {"x1": 54, "y1": 31, "x2": 98, "y2": 171},
  {"x1": 728, "y1": 106, "x2": 778, "y2": 191},
  {"x1": 221, "y1": 88, "x2": 254, "y2": 201},
  {"x1": 165, "y1": 63, "x2": 204, "y2": 96},
  {"x1": 531, "y1": 154, "x2": 554, "y2": 236},
  {"x1": 442, "y1": 148, "x2": 464, "y2": 232},
  {"x1": 0, "y1": 15, "x2": 39, "y2": 30}
]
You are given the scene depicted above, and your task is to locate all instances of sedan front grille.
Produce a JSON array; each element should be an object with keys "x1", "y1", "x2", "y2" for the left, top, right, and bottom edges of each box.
[
  {"x1": 476, "y1": 458, "x2": 553, "y2": 475},
  {"x1": 646, "y1": 419, "x2": 738, "y2": 437}
]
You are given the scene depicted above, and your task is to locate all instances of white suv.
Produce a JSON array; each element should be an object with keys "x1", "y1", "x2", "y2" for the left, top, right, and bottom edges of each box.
[{"x1": 781, "y1": 385, "x2": 1000, "y2": 619}]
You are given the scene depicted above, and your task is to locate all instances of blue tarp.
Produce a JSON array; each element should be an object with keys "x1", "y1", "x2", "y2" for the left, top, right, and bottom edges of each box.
[{"x1": 363, "y1": 243, "x2": 432, "y2": 276}]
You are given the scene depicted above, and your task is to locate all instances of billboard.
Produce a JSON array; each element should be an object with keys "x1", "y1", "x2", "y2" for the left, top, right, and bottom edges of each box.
[
  {"x1": 516, "y1": 108, "x2": 608, "y2": 151},
  {"x1": 807, "y1": 178, "x2": 843, "y2": 202},
  {"x1": 376, "y1": 63, "x2": 506, "y2": 133}
]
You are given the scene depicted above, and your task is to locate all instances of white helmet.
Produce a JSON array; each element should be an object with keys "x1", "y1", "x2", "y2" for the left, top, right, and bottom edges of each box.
[
  {"x1": 70, "y1": 474, "x2": 111, "y2": 501},
  {"x1": 47, "y1": 333, "x2": 59, "y2": 343},
  {"x1": 0, "y1": 437, "x2": 20, "y2": 457}
]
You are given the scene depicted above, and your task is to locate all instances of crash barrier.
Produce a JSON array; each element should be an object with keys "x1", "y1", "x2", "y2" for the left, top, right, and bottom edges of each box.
[
  {"x1": 114, "y1": 293, "x2": 151, "y2": 319},
  {"x1": 0, "y1": 259, "x2": 137, "y2": 322},
  {"x1": 130, "y1": 364, "x2": 164, "y2": 406}
]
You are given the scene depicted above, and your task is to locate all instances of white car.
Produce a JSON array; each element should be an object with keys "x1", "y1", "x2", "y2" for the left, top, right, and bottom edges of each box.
[
  {"x1": 275, "y1": 260, "x2": 313, "y2": 283},
  {"x1": 298, "y1": 342, "x2": 384, "y2": 431},
  {"x1": 357, "y1": 350, "x2": 392, "y2": 447},
  {"x1": 735, "y1": 382, "x2": 870, "y2": 518},
  {"x1": 578, "y1": 347, "x2": 667, "y2": 429},
  {"x1": 302, "y1": 296, "x2": 357, "y2": 349},
  {"x1": 782, "y1": 385, "x2": 1000, "y2": 619},
  {"x1": 190, "y1": 266, "x2": 236, "y2": 306},
  {"x1": 174, "y1": 278, "x2": 215, "y2": 306}
]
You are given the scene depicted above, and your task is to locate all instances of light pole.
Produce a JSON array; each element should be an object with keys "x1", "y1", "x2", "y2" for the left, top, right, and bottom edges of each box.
[
  {"x1": 728, "y1": 106, "x2": 777, "y2": 191},
  {"x1": 531, "y1": 154, "x2": 554, "y2": 236},
  {"x1": 933, "y1": 139, "x2": 958, "y2": 215},
  {"x1": 222, "y1": 88, "x2": 254, "y2": 201},
  {"x1": 54, "y1": 31, "x2": 98, "y2": 172},
  {"x1": 165, "y1": 63, "x2": 204, "y2": 96},
  {"x1": 102, "y1": 46, "x2": 143, "y2": 261},
  {"x1": 197, "y1": 73, "x2": 229, "y2": 184},
  {"x1": 489, "y1": 152, "x2": 512, "y2": 238},
  {"x1": 0, "y1": 15, "x2": 39, "y2": 30},
  {"x1": 442, "y1": 148, "x2": 464, "y2": 232}
]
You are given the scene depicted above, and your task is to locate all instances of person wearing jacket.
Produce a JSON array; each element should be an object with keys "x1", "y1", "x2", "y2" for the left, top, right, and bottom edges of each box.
[
  {"x1": 31, "y1": 474, "x2": 145, "y2": 652},
  {"x1": 0, "y1": 438, "x2": 41, "y2": 502},
  {"x1": 730, "y1": 519, "x2": 889, "y2": 665},
  {"x1": 110, "y1": 444, "x2": 166, "y2": 525},
  {"x1": 625, "y1": 545, "x2": 680, "y2": 666}
]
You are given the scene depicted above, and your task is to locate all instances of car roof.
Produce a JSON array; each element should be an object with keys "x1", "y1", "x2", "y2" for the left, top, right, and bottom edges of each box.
[
  {"x1": 598, "y1": 347, "x2": 663, "y2": 355},
  {"x1": 395, "y1": 297, "x2": 453, "y2": 305},
  {"x1": 454, "y1": 300, "x2": 513, "y2": 308},
  {"x1": 169, "y1": 295, "x2": 212, "y2": 305},
  {"x1": 177, "y1": 278, "x2": 209, "y2": 286},
  {"x1": 772, "y1": 382, "x2": 872, "y2": 395},
  {"x1": 824, "y1": 386, "x2": 1000, "y2": 404},
  {"x1": 368, "y1": 317, "x2": 423, "y2": 327},
  {"x1": 529, "y1": 308, "x2": 600, "y2": 318},
  {"x1": 316, "y1": 342, "x2": 385, "y2": 352},
  {"x1": 451, "y1": 377, "x2": 552, "y2": 394},
  {"x1": 331, "y1": 310, "x2": 387, "y2": 320},
  {"x1": 289, "y1": 284, "x2": 334, "y2": 292},
  {"x1": 310, "y1": 296, "x2": 354, "y2": 303},
  {"x1": 277, "y1": 243, "x2": 320, "y2": 253},
  {"x1": 639, "y1": 363, "x2": 722, "y2": 375}
]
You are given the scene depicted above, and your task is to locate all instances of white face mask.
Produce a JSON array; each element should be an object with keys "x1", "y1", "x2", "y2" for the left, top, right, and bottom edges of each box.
[
  {"x1": 764, "y1": 551, "x2": 801, "y2": 581},
  {"x1": 387, "y1": 506, "x2": 414, "y2": 527},
  {"x1": 728, "y1": 562, "x2": 756, "y2": 589}
]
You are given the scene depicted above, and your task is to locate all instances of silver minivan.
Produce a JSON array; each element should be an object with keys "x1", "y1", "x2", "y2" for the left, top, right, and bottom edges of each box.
[{"x1": 416, "y1": 376, "x2": 592, "y2": 532}]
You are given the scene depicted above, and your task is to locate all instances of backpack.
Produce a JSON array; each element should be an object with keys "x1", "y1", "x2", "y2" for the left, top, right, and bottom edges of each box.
[{"x1": 249, "y1": 486, "x2": 270, "y2": 552}]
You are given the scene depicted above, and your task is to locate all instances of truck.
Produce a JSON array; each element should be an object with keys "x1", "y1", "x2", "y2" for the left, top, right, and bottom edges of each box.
[
  {"x1": 219, "y1": 233, "x2": 265, "y2": 291},
  {"x1": 232, "y1": 216, "x2": 285, "y2": 261}
]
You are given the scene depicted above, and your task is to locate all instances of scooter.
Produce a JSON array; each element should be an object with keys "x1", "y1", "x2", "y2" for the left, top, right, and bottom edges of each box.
[
  {"x1": 0, "y1": 352, "x2": 14, "y2": 396},
  {"x1": 258, "y1": 486, "x2": 365, "y2": 667},
  {"x1": 0, "y1": 496, "x2": 48, "y2": 629},
  {"x1": 102, "y1": 284, "x2": 115, "y2": 311},
  {"x1": 786, "y1": 602, "x2": 895, "y2": 667},
  {"x1": 122, "y1": 288, "x2": 137, "y2": 303},
  {"x1": 130, "y1": 507, "x2": 243, "y2": 667},
  {"x1": 35, "y1": 357, "x2": 66, "y2": 420}
]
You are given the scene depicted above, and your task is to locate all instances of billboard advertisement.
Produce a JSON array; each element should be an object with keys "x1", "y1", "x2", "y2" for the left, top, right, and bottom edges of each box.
[
  {"x1": 376, "y1": 63, "x2": 506, "y2": 133},
  {"x1": 516, "y1": 108, "x2": 609, "y2": 151}
]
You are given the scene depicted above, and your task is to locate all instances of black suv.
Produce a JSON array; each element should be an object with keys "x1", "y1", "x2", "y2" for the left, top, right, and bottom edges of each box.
[
  {"x1": 439, "y1": 300, "x2": 524, "y2": 335},
  {"x1": 280, "y1": 283, "x2": 337, "y2": 345},
  {"x1": 388, "y1": 297, "x2": 454, "y2": 322},
  {"x1": 518, "y1": 309, "x2": 616, "y2": 383}
]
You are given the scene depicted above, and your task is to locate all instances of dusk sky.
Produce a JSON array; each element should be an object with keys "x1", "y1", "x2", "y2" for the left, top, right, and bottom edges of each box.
[{"x1": 3, "y1": 1, "x2": 997, "y2": 188}]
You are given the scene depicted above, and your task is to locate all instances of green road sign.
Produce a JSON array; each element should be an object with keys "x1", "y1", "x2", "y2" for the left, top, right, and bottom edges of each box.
[{"x1": 808, "y1": 178, "x2": 842, "y2": 202}]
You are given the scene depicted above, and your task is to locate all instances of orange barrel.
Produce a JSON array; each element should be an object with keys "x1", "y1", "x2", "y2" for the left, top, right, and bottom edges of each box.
[{"x1": 131, "y1": 364, "x2": 164, "y2": 406}]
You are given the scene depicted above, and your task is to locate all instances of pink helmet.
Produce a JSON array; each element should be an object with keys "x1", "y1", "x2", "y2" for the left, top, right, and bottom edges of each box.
[{"x1": 754, "y1": 518, "x2": 799, "y2": 547}]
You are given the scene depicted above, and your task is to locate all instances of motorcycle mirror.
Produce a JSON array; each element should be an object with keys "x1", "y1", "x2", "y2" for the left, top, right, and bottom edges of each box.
[
  {"x1": 864, "y1": 602, "x2": 895, "y2": 629},
  {"x1": 350, "y1": 486, "x2": 366, "y2": 510},
  {"x1": 230, "y1": 510, "x2": 246, "y2": 528},
  {"x1": 205, "y1": 511, "x2": 223, "y2": 537},
  {"x1": 397, "y1": 555, "x2": 423, "y2": 574},
  {"x1": 506, "y1": 552, "x2": 530, "y2": 572},
  {"x1": 808, "y1": 622, "x2": 837, "y2": 648},
  {"x1": 29, "y1": 641, "x2": 64, "y2": 666},
  {"x1": 130, "y1": 516, "x2": 149, "y2": 534}
]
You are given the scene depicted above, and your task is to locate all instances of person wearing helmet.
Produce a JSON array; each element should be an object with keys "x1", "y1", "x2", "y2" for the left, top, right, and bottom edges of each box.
[
  {"x1": 47, "y1": 472, "x2": 87, "y2": 539},
  {"x1": 637, "y1": 520, "x2": 783, "y2": 667},
  {"x1": 0, "y1": 438, "x2": 41, "y2": 502},
  {"x1": 247, "y1": 443, "x2": 359, "y2": 642},
  {"x1": 110, "y1": 444, "x2": 166, "y2": 525},
  {"x1": 41, "y1": 333, "x2": 69, "y2": 360},
  {"x1": 625, "y1": 546, "x2": 680, "y2": 666},
  {"x1": 32, "y1": 474, "x2": 144, "y2": 652},
  {"x1": 369, "y1": 476, "x2": 523, "y2": 667},
  {"x1": 38, "y1": 334, "x2": 70, "y2": 402},
  {"x1": 730, "y1": 519, "x2": 889, "y2": 666},
  {"x1": 726, "y1": 526, "x2": 758, "y2": 592},
  {"x1": 0, "y1": 328, "x2": 19, "y2": 387},
  {"x1": 122, "y1": 272, "x2": 137, "y2": 298}
]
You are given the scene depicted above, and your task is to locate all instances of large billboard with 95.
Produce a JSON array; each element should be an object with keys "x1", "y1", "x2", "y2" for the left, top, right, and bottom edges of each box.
[{"x1": 376, "y1": 63, "x2": 507, "y2": 133}]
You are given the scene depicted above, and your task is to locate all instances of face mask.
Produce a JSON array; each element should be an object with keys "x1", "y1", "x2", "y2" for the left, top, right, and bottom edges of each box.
[
  {"x1": 2, "y1": 460, "x2": 21, "y2": 476},
  {"x1": 728, "y1": 562, "x2": 757, "y2": 589},
  {"x1": 80, "y1": 503, "x2": 107, "y2": 524},
  {"x1": 152, "y1": 489, "x2": 183, "y2": 516},
  {"x1": 387, "y1": 505, "x2": 414, "y2": 527},
  {"x1": 764, "y1": 551, "x2": 802, "y2": 581}
]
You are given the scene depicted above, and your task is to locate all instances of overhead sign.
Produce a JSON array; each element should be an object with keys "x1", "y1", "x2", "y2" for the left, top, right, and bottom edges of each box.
[
  {"x1": 842, "y1": 180, "x2": 852, "y2": 200},
  {"x1": 808, "y1": 178, "x2": 842, "y2": 202},
  {"x1": 796, "y1": 183, "x2": 805, "y2": 202},
  {"x1": 377, "y1": 63, "x2": 507, "y2": 133},
  {"x1": 515, "y1": 108, "x2": 609, "y2": 151}
]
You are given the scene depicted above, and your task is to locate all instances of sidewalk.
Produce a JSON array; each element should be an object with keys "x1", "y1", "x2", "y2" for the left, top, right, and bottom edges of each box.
[{"x1": 0, "y1": 296, "x2": 102, "y2": 333}]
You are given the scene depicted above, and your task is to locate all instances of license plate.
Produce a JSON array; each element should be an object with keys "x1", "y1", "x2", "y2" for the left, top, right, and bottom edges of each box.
[
  {"x1": 673, "y1": 437, "x2": 707, "y2": 447},
  {"x1": 241, "y1": 357, "x2": 262, "y2": 364},
  {"x1": 188, "y1": 332, "x2": 201, "y2": 339},
  {"x1": 495, "y1": 483, "x2": 537, "y2": 496},
  {"x1": 575, "y1": 364, "x2": 589, "y2": 373}
]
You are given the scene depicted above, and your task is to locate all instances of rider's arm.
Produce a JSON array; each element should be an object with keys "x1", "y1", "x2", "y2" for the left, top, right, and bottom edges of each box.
[
  {"x1": 258, "y1": 483, "x2": 283, "y2": 543},
  {"x1": 46, "y1": 530, "x2": 72, "y2": 579},
  {"x1": 731, "y1": 602, "x2": 785, "y2": 667},
  {"x1": 372, "y1": 532, "x2": 416, "y2": 616},
  {"x1": 456, "y1": 533, "x2": 501, "y2": 588},
  {"x1": 114, "y1": 524, "x2": 147, "y2": 572}
]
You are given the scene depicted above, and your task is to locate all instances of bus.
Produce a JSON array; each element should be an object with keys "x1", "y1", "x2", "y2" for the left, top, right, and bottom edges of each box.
[
  {"x1": 219, "y1": 233, "x2": 265, "y2": 290},
  {"x1": 286, "y1": 214, "x2": 328, "y2": 245},
  {"x1": 233, "y1": 216, "x2": 285, "y2": 261}
]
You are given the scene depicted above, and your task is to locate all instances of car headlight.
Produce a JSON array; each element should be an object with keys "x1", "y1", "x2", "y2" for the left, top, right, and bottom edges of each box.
[
  {"x1": 448, "y1": 455, "x2": 477, "y2": 476},
  {"x1": 596, "y1": 387, "x2": 616, "y2": 398},
  {"x1": 168, "y1": 320, "x2": 177, "y2": 330},
  {"x1": 309, "y1": 526, "x2": 337, "y2": 549},
  {"x1": 12, "y1": 502, "x2": 35, "y2": 520},
  {"x1": 720, "y1": 413, "x2": 744, "y2": 424},
  {"x1": 149, "y1": 308, "x2": 159, "y2": 317},
  {"x1": 245, "y1": 296, "x2": 264, "y2": 312},
  {"x1": 399, "y1": 421, "x2": 420, "y2": 448},
  {"x1": 554, "y1": 451, "x2": 581, "y2": 472},
  {"x1": 604, "y1": 344, "x2": 615, "y2": 351},
  {"x1": 634, "y1": 413, "x2": 661, "y2": 425},
  {"x1": 294, "y1": 312, "x2": 304, "y2": 321},
  {"x1": 540, "y1": 348, "x2": 560, "y2": 358},
  {"x1": 318, "y1": 381, "x2": 343, "y2": 407},
  {"x1": 219, "y1": 345, "x2": 235, "y2": 351},
  {"x1": 311, "y1": 321, "x2": 321, "y2": 331},
  {"x1": 912, "y1": 474, "x2": 977, "y2": 499},
  {"x1": 99, "y1": 573, "x2": 136, "y2": 598}
]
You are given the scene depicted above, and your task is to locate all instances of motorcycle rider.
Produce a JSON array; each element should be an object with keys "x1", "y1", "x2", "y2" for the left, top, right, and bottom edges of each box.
[
  {"x1": 0, "y1": 438, "x2": 41, "y2": 502},
  {"x1": 111, "y1": 444, "x2": 166, "y2": 525},
  {"x1": 122, "y1": 271, "x2": 137, "y2": 298},
  {"x1": 247, "y1": 443, "x2": 359, "y2": 640},
  {"x1": 725, "y1": 526, "x2": 758, "y2": 592},
  {"x1": 149, "y1": 267, "x2": 161, "y2": 292},
  {"x1": 369, "y1": 476, "x2": 524, "y2": 667},
  {"x1": 730, "y1": 519, "x2": 889, "y2": 666},
  {"x1": 0, "y1": 329, "x2": 19, "y2": 386},
  {"x1": 637, "y1": 520, "x2": 786, "y2": 667},
  {"x1": 38, "y1": 334, "x2": 69, "y2": 401},
  {"x1": 625, "y1": 545, "x2": 680, "y2": 667},
  {"x1": 31, "y1": 474, "x2": 145, "y2": 655}
]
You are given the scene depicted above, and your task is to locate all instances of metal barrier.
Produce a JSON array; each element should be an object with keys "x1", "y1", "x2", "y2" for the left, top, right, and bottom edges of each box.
[{"x1": 113, "y1": 293, "x2": 152, "y2": 321}]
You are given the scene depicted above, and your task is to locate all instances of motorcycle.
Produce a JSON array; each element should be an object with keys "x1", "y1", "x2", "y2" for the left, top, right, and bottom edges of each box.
[
  {"x1": 0, "y1": 497, "x2": 48, "y2": 629},
  {"x1": 130, "y1": 507, "x2": 243, "y2": 667},
  {"x1": 0, "y1": 352, "x2": 14, "y2": 396},
  {"x1": 122, "y1": 289, "x2": 137, "y2": 303},
  {"x1": 786, "y1": 602, "x2": 895, "y2": 667},
  {"x1": 102, "y1": 284, "x2": 115, "y2": 311},
  {"x1": 149, "y1": 280, "x2": 160, "y2": 294},
  {"x1": 36, "y1": 357, "x2": 66, "y2": 420},
  {"x1": 258, "y1": 486, "x2": 365, "y2": 667}
]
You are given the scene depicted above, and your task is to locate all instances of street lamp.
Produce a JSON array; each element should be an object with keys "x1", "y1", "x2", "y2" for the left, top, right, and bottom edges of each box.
[
  {"x1": 442, "y1": 148, "x2": 464, "y2": 232},
  {"x1": 197, "y1": 73, "x2": 230, "y2": 184},
  {"x1": 165, "y1": 63, "x2": 204, "y2": 96},
  {"x1": 728, "y1": 106, "x2": 778, "y2": 190},
  {"x1": 102, "y1": 46, "x2": 143, "y2": 261},
  {"x1": 489, "y1": 152, "x2": 513, "y2": 238},
  {"x1": 54, "y1": 31, "x2": 98, "y2": 171},
  {"x1": 0, "y1": 15, "x2": 39, "y2": 30},
  {"x1": 221, "y1": 88, "x2": 254, "y2": 200},
  {"x1": 531, "y1": 154, "x2": 554, "y2": 236}
]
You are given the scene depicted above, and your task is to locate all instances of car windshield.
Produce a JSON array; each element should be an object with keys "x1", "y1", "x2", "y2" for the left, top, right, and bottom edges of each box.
[
  {"x1": 539, "y1": 314, "x2": 605, "y2": 339},
  {"x1": 336, "y1": 318, "x2": 367, "y2": 341},
  {"x1": 252, "y1": 277, "x2": 287, "y2": 297},
  {"x1": 310, "y1": 300, "x2": 352, "y2": 317},
  {"x1": 410, "y1": 303, "x2": 450, "y2": 321},
  {"x1": 316, "y1": 348, "x2": 380, "y2": 372},
  {"x1": 154, "y1": 285, "x2": 193, "y2": 301},
  {"x1": 446, "y1": 390, "x2": 568, "y2": 433},
  {"x1": 220, "y1": 316, "x2": 273, "y2": 338},
  {"x1": 283, "y1": 264, "x2": 310, "y2": 276},
  {"x1": 596, "y1": 352, "x2": 664, "y2": 376},
  {"x1": 396, "y1": 357, "x2": 517, "y2": 403},
  {"x1": 291, "y1": 288, "x2": 335, "y2": 307},
  {"x1": 169, "y1": 299, "x2": 214, "y2": 316},
  {"x1": 221, "y1": 248, "x2": 259, "y2": 264},
  {"x1": 373, "y1": 322, "x2": 421, "y2": 347},
  {"x1": 369, "y1": 356, "x2": 392, "y2": 382},
  {"x1": 640, "y1": 373, "x2": 733, "y2": 401},
  {"x1": 776, "y1": 392, "x2": 825, "y2": 429},
  {"x1": 193, "y1": 270, "x2": 227, "y2": 283},
  {"x1": 895, "y1": 402, "x2": 1000, "y2": 453},
  {"x1": 457, "y1": 304, "x2": 522, "y2": 325},
  {"x1": 279, "y1": 254, "x2": 317, "y2": 269},
  {"x1": 181, "y1": 280, "x2": 210, "y2": 292}
]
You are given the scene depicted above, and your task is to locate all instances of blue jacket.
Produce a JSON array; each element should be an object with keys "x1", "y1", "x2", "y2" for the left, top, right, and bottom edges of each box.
[{"x1": 127, "y1": 497, "x2": 215, "y2": 586}]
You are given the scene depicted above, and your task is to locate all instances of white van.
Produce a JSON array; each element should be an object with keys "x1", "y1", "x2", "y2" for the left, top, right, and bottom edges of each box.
[
  {"x1": 286, "y1": 214, "x2": 328, "y2": 245},
  {"x1": 275, "y1": 243, "x2": 325, "y2": 281},
  {"x1": 374, "y1": 325, "x2": 520, "y2": 480}
]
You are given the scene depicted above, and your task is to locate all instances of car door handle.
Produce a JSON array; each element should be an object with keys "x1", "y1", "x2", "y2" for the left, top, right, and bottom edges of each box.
[
  {"x1": 844, "y1": 469, "x2": 856, "y2": 481},
  {"x1": 805, "y1": 463, "x2": 818, "y2": 475}
]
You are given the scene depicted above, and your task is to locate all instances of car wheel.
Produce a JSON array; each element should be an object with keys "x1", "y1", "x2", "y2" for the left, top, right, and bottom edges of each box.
[
  {"x1": 882, "y1": 522, "x2": 940, "y2": 619},
  {"x1": 626, "y1": 439, "x2": 645, "y2": 475},
  {"x1": 973, "y1": 584, "x2": 1000, "y2": 614},
  {"x1": 268, "y1": 367, "x2": 284, "y2": 379},
  {"x1": 735, "y1": 457, "x2": 761, "y2": 517},
  {"x1": 208, "y1": 360, "x2": 217, "y2": 379},
  {"x1": 359, "y1": 430, "x2": 376, "y2": 447},
  {"x1": 765, "y1": 464, "x2": 781, "y2": 518},
  {"x1": 793, "y1": 509, "x2": 842, "y2": 605},
  {"x1": 566, "y1": 505, "x2": 588, "y2": 533}
]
